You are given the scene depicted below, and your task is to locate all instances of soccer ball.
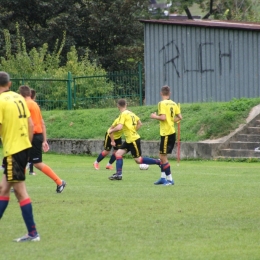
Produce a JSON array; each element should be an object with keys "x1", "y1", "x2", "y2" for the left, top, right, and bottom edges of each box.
[{"x1": 139, "y1": 164, "x2": 149, "y2": 170}]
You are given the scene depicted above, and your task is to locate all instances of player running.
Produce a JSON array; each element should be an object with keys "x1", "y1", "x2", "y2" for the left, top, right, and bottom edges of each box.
[{"x1": 108, "y1": 99, "x2": 160, "y2": 181}]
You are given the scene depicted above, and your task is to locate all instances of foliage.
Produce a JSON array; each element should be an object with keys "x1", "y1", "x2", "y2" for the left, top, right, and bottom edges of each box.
[
  {"x1": 168, "y1": 0, "x2": 260, "y2": 21},
  {"x1": 0, "y1": 0, "x2": 149, "y2": 71},
  {"x1": 41, "y1": 98, "x2": 260, "y2": 141},
  {"x1": 0, "y1": 25, "x2": 115, "y2": 110}
]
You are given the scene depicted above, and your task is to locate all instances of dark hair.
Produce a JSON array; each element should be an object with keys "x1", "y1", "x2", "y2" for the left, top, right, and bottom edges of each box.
[
  {"x1": 161, "y1": 85, "x2": 170, "y2": 96},
  {"x1": 19, "y1": 85, "x2": 31, "y2": 98},
  {"x1": 31, "y1": 89, "x2": 36, "y2": 99},
  {"x1": 117, "y1": 99, "x2": 127, "y2": 108},
  {"x1": 0, "y1": 71, "x2": 10, "y2": 87}
]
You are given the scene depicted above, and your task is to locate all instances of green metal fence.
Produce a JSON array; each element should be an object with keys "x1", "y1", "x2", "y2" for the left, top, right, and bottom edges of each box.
[{"x1": 10, "y1": 63, "x2": 143, "y2": 110}]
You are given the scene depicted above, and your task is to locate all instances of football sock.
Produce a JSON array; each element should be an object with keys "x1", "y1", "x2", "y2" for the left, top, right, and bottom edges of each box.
[
  {"x1": 109, "y1": 152, "x2": 116, "y2": 164},
  {"x1": 160, "y1": 172, "x2": 166, "y2": 179},
  {"x1": 41, "y1": 165, "x2": 62, "y2": 185},
  {"x1": 96, "y1": 151, "x2": 107, "y2": 163},
  {"x1": 0, "y1": 196, "x2": 9, "y2": 219},
  {"x1": 161, "y1": 162, "x2": 171, "y2": 176},
  {"x1": 141, "y1": 157, "x2": 160, "y2": 165},
  {"x1": 116, "y1": 156, "x2": 123, "y2": 175},
  {"x1": 166, "y1": 174, "x2": 173, "y2": 181},
  {"x1": 20, "y1": 198, "x2": 37, "y2": 237}
]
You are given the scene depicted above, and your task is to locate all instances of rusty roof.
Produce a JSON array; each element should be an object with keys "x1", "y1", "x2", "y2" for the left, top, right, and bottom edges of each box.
[{"x1": 140, "y1": 19, "x2": 260, "y2": 31}]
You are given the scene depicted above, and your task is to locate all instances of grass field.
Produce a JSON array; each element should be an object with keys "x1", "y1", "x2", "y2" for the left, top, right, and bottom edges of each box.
[{"x1": 1, "y1": 154, "x2": 260, "y2": 260}]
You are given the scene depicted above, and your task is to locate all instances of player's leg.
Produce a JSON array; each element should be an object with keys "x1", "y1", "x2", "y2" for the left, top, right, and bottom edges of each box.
[
  {"x1": 0, "y1": 173, "x2": 11, "y2": 219},
  {"x1": 108, "y1": 143, "x2": 127, "y2": 180},
  {"x1": 106, "y1": 137, "x2": 122, "y2": 170},
  {"x1": 1, "y1": 151, "x2": 39, "y2": 242},
  {"x1": 29, "y1": 159, "x2": 35, "y2": 175},
  {"x1": 94, "y1": 133, "x2": 111, "y2": 170},
  {"x1": 155, "y1": 134, "x2": 175, "y2": 186},
  {"x1": 32, "y1": 134, "x2": 66, "y2": 193},
  {"x1": 132, "y1": 139, "x2": 160, "y2": 165}
]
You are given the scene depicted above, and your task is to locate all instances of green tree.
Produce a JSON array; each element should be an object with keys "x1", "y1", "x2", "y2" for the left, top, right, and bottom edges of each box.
[
  {"x1": 169, "y1": 0, "x2": 259, "y2": 21},
  {"x1": 0, "y1": 0, "x2": 149, "y2": 71}
]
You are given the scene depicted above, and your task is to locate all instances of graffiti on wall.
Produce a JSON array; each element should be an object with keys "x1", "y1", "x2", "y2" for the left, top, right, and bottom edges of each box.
[{"x1": 159, "y1": 40, "x2": 232, "y2": 82}]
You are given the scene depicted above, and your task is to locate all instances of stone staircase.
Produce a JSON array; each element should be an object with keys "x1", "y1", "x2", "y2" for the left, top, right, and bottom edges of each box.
[{"x1": 220, "y1": 118, "x2": 260, "y2": 159}]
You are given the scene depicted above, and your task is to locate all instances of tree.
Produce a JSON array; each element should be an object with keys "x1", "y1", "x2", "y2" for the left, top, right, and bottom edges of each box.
[
  {"x1": 169, "y1": 0, "x2": 260, "y2": 21},
  {"x1": 0, "y1": 0, "x2": 149, "y2": 71}
]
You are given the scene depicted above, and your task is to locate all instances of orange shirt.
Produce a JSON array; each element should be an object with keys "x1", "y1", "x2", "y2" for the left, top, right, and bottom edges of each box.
[{"x1": 26, "y1": 98, "x2": 43, "y2": 134}]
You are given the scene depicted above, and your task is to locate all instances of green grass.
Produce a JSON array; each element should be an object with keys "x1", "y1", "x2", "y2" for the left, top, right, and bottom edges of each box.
[
  {"x1": 1, "y1": 154, "x2": 260, "y2": 259},
  {"x1": 42, "y1": 97, "x2": 260, "y2": 142}
]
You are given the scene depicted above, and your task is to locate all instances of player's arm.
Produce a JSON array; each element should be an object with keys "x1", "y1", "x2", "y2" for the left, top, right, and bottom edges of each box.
[
  {"x1": 41, "y1": 119, "x2": 49, "y2": 152},
  {"x1": 109, "y1": 123, "x2": 123, "y2": 134},
  {"x1": 28, "y1": 117, "x2": 34, "y2": 142},
  {"x1": 174, "y1": 113, "x2": 183, "y2": 122},
  {"x1": 150, "y1": 113, "x2": 166, "y2": 121},
  {"x1": 136, "y1": 119, "x2": 142, "y2": 130},
  {"x1": 108, "y1": 126, "x2": 116, "y2": 146}
]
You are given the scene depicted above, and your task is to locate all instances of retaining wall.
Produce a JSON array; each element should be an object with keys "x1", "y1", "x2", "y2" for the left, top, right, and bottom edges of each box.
[{"x1": 47, "y1": 139, "x2": 221, "y2": 159}]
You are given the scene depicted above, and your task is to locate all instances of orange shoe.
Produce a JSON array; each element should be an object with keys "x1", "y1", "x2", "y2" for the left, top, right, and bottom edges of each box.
[
  {"x1": 105, "y1": 165, "x2": 113, "y2": 170},
  {"x1": 93, "y1": 162, "x2": 99, "y2": 170}
]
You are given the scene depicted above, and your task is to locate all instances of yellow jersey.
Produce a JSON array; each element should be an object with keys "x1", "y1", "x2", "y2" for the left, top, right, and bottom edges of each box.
[
  {"x1": 118, "y1": 110, "x2": 140, "y2": 143},
  {"x1": 0, "y1": 91, "x2": 32, "y2": 156},
  {"x1": 107, "y1": 117, "x2": 123, "y2": 140},
  {"x1": 158, "y1": 99, "x2": 180, "y2": 136}
]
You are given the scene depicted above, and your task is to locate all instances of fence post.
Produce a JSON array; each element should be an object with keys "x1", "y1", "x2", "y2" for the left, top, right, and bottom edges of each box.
[
  {"x1": 67, "y1": 72, "x2": 72, "y2": 110},
  {"x1": 138, "y1": 62, "x2": 143, "y2": 106}
]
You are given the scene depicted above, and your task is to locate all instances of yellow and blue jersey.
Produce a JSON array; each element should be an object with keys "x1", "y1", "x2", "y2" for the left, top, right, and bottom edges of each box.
[{"x1": 0, "y1": 91, "x2": 32, "y2": 156}]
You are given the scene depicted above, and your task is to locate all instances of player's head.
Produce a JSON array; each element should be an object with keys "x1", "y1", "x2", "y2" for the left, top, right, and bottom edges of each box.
[
  {"x1": 31, "y1": 89, "x2": 36, "y2": 100},
  {"x1": 161, "y1": 85, "x2": 171, "y2": 97},
  {"x1": 0, "y1": 71, "x2": 11, "y2": 88},
  {"x1": 117, "y1": 99, "x2": 127, "y2": 108},
  {"x1": 19, "y1": 85, "x2": 31, "y2": 98}
]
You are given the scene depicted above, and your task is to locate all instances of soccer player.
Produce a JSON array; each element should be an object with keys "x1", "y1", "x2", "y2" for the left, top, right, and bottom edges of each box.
[
  {"x1": 108, "y1": 99, "x2": 160, "y2": 180},
  {"x1": 93, "y1": 117, "x2": 123, "y2": 170},
  {"x1": 150, "y1": 85, "x2": 182, "y2": 185},
  {"x1": 0, "y1": 71, "x2": 40, "y2": 242},
  {"x1": 19, "y1": 85, "x2": 66, "y2": 193}
]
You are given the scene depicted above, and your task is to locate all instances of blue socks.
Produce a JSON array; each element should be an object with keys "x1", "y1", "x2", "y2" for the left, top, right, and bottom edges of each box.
[
  {"x1": 116, "y1": 156, "x2": 123, "y2": 175},
  {"x1": 142, "y1": 157, "x2": 160, "y2": 165},
  {"x1": 109, "y1": 153, "x2": 116, "y2": 164},
  {"x1": 0, "y1": 196, "x2": 9, "y2": 219},
  {"x1": 20, "y1": 198, "x2": 37, "y2": 237}
]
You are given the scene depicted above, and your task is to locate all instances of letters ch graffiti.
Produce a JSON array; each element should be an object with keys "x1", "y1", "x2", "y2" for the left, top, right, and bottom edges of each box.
[{"x1": 159, "y1": 40, "x2": 232, "y2": 81}]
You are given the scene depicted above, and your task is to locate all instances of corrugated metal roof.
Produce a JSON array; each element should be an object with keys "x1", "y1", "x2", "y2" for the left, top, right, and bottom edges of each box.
[{"x1": 140, "y1": 19, "x2": 260, "y2": 31}]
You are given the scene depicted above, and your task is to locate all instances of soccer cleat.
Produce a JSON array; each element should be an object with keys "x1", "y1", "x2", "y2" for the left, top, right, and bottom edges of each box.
[
  {"x1": 154, "y1": 178, "x2": 167, "y2": 185},
  {"x1": 56, "y1": 180, "x2": 66, "y2": 193},
  {"x1": 93, "y1": 162, "x2": 99, "y2": 170},
  {"x1": 29, "y1": 172, "x2": 36, "y2": 175},
  {"x1": 164, "y1": 180, "x2": 174, "y2": 186},
  {"x1": 108, "y1": 173, "x2": 122, "y2": 180},
  {"x1": 13, "y1": 234, "x2": 40, "y2": 242},
  {"x1": 105, "y1": 165, "x2": 113, "y2": 170}
]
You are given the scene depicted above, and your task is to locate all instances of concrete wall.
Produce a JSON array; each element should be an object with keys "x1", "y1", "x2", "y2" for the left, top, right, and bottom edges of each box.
[{"x1": 47, "y1": 138, "x2": 221, "y2": 159}]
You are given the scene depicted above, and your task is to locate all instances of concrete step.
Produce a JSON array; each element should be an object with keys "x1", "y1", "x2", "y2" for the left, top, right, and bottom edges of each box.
[
  {"x1": 237, "y1": 134, "x2": 260, "y2": 142},
  {"x1": 229, "y1": 141, "x2": 260, "y2": 150},
  {"x1": 221, "y1": 149, "x2": 260, "y2": 157},
  {"x1": 247, "y1": 127, "x2": 260, "y2": 134},
  {"x1": 254, "y1": 120, "x2": 260, "y2": 127}
]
